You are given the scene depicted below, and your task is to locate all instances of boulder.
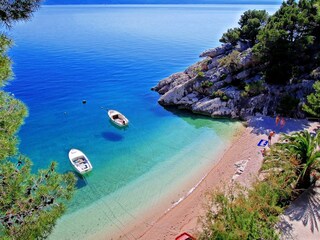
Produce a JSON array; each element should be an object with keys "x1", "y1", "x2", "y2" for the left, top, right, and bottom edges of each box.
[
  {"x1": 177, "y1": 93, "x2": 199, "y2": 106},
  {"x1": 158, "y1": 77, "x2": 197, "y2": 105},
  {"x1": 207, "y1": 55, "x2": 224, "y2": 69},
  {"x1": 152, "y1": 72, "x2": 190, "y2": 94},
  {"x1": 235, "y1": 69, "x2": 252, "y2": 80},
  {"x1": 190, "y1": 97, "x2": 233, "y2": 117},
  {"x1": 184, "y1": 58, "x2": 210, "y2": 77},
  {"x1": 238, "y1": 49, "x2": 255, "y2": 69},
  {"x1": 200, "y1": 43, "x2": 232, "y2": 58},
  {"x1": 235, "y1": 40, "x2": 251, "y2": 52}
]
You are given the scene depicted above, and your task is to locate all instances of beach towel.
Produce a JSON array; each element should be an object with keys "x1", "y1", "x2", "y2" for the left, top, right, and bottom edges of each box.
[{"x1": 257, "y1": 139, "x2": 268, "y2": 147}]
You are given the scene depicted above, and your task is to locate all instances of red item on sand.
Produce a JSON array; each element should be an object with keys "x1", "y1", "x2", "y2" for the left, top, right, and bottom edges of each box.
[{"x1": 175, "y1": 232, "x2": 196, "y2": 240}]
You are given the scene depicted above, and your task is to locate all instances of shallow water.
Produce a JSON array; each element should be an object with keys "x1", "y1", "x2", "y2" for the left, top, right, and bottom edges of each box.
[{"x1": 5, "y1": 4, "x2": 279, "y2": 239}]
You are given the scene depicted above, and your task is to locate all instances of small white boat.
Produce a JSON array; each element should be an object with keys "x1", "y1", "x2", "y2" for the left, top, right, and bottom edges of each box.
[
  {"x1": 108, "y1": 110, "x2": 129, "y2": 127},
  {"x1": 69, "y1": 149, "x2": 92, "y2": 174}
]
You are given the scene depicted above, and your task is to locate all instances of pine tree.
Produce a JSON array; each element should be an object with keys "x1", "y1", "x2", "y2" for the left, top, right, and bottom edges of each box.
[
  {"x1": 0, "y1": 1, "x2": 76, "y2": 239},
  {"x1": 303, "y1": 81, "x2": 320, "y2": 117},
  {"x1": 0, "y1": 0, "x2": 42, "y2": 28}
]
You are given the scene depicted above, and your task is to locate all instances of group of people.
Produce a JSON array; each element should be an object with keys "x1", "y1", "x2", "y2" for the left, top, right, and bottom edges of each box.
[
  {"x1": 261, "y1": 116, "x2": 287, "y2": 156},
  {"x1": 275, "y1": 115, "x2": 286, "y2": 129},
  {"x1": 268, "y1": 116, "x2": 286, "y2": 146}
]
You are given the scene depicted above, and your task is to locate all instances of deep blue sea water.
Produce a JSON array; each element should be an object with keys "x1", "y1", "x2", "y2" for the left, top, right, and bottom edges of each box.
[{"x1": 5, "y1": 4, "x2": 279, "y2": 239}]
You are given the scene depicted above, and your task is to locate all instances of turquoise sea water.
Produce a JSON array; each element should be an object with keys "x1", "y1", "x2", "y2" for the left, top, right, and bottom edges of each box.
[{"x1": 6, "y1": 4, "x2": 279, "y2": 239}]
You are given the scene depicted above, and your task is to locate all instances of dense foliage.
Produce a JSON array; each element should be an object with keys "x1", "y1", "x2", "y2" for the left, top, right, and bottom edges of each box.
[
  {"x1": 220, "y1": 10, "x2": 269, "y2": 46},
  {"x1": 254, "y1": 0, "x2": 320, "y2": 84},
  {"x1": 0, "y1": 0, "x2": 42, "y2": 28},
  {"x1": 199, "y1": 130, "x2": 320, "y2": 239},
  {"x1": 277, "y1": 130, "x2": 320, "y2": 189},
  {"x1": 218, "y1": 50, "x2": 240, "y2": 71},
  {"x1": 0, "y1": 160, "x2": 75, "y2": 239},
  {"x1": 218, "y1": 0, "x2": 320, "y2": 117},
  {"x1": 303, "y1": 81, "x2": 320, "y2": 117},
  {"x1": 220, "y1": 0, "x2": 320, "y2": 85},
  {"x1": 0, "y1": 1, "x2": 76, "y2": 239}
]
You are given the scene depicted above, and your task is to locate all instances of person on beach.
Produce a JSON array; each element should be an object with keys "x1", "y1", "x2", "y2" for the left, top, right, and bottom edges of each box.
[
  {"x1": 275, "y1": 115, "x2": 280, "y2": 126},
  {"x1": 280, "y1": 117, "x2": 286, "y2": 129},
  {"x1": 261, "y1": 148, "x2": 266, "y2": 156},
  {"x1": 268, "y1": 131, "x2": 275, "y2": 146}
]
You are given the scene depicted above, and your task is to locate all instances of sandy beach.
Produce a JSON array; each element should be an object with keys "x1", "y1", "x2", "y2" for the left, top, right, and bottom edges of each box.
[{"x1": 118, "y1": 116, "x2": 319, "y2": 240}]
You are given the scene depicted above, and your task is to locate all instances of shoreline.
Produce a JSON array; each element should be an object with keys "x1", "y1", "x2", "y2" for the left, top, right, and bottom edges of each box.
[
  {"x1": 85, "y1": 122, "x2": 245, "y2": 240},
  {"x1": 114, "y1": 123, "x2": 249, "y2": 239},
  {"x1": 118, "y1": 117, "x2": 319, "y2": 240}
]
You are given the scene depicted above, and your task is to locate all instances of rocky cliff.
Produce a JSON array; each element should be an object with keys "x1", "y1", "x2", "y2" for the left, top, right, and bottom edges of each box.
[{"x1": 152, "y1": 42, "x2": 316, "y2": 120}]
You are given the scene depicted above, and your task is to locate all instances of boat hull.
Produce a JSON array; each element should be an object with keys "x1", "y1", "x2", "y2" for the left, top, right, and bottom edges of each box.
[
  {"x1": 108, "y1": 110, "x2": 129, "y2": 127},
  {"x1": 69, "y1": 149, "x2": 93, "y2": 175}
]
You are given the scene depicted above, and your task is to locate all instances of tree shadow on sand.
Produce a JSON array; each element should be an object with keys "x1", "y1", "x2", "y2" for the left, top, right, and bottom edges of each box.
[
  {"x1": 248, "y1": 116, "x2": 311, "y2": 136},
  {"x1": 277, "y1": 183, "x2": 320, "y2": 239}
]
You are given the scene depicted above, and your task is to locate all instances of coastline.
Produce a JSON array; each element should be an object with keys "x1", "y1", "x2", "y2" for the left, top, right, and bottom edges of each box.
[
  {"x1": 117, "y1": 117, "x2": 319, "y2": 240},
  {"x1": 107, "y1": 122, "x2": 248, "y2": 239}
]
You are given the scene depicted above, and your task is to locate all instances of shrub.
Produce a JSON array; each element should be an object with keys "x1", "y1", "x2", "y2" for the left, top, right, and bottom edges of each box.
[
  {"x1": 220, "y1": 73, "x2": 228, "y2": 80},
  {"x1": 211, "y1": 90, "x2": 229, "y2": 101},
  {"x1": 220, "y1": 27, "x2": 241, "y2": 45},
  {"x1": 199, "y1": 181, "x2": 282, "y2": 240},
  {"x1": 218, "y1": 50, "x2": 240, "y2": 72},
  {"x1": 240, "y1": 91, "x2": 249, "y2": 98},
  {"x1": 244, "y1": 80, "x2": 265, "y2": 96},
  {"x1": 303, "y1": 81, "x2": 320, "y2": 117},
  {"x1": 197, "y1": 71, "x2": 205, "y2": 78},
  {"x1": 199, "y1": 133, "x2": 309, "y2": 240},
  {"x1": 201, "y1": 80, "x2": 213, "y2": 88},
  {"x1": 221, "y1": 95, "x2": 229, "y2": 101}
]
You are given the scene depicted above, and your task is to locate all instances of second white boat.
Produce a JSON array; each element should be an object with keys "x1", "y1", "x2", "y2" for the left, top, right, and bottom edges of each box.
[{"x1": 108, "y1": 110, "x2": 129, "y2": 127}]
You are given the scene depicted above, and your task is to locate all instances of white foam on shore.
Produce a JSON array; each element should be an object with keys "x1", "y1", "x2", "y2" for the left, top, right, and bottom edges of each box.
[{"x1": 165, "y1": 172, "x2": 209, "y2": 213}]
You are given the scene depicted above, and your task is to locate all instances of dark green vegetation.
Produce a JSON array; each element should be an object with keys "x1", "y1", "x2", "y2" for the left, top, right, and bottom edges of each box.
[
  {"x1": 303, "y1": 81, "x2": 320, "y2": 117},
  {"x1": 199, "y1": 130, "x2": 320, "y2": 239},
  {"x1": 0, "y1": 0, "x2": 42, "y2": 28},
  {"x1": 254, "y1": 0, "x2": 320, "y2": 85},
  {"x1": 219, "y1": 0, "x2": 320, "y2": 117},
  {"x1": 0, "y1": 1, "x2": 76, "y2": 239},
  {"x1": 199, "y1": 2, "x2": 320, "y2": 237},
  {"x1": 220, "y1": 10, "x2": 269, "y2": 46}
]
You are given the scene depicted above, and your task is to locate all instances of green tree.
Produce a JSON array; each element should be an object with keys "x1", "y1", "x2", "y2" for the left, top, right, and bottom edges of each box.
[
  {"x1": 279, "y1": 130, "x2": 320, "y2": 189},
  {"x1": 218, "y1": 50, "x2": 240, "y2": 72},
  {"x1": 0, "y1": 1, "x2": 76, "y2": 239},
  {"x1": 220, "y1": 10, "x2": 269, "y2": 46},
  {"x1": 220, "y1": 27, "x2": 241, "y2": 45},
  {"x1": 0, "y1": 159, "x2": 75, "y2": 239},
  {"x1": 0, "y1": 0, "x2": 42, "y2": 28},
  {"x1": 303, "y1": 81, "x2": 320, "y2": 117},
  {"x1": 254, "y1": 0, "x2": 320, "y2": 84},
  {"x1": 238, "y1": 10, "x2": 269, "y2": 45}
]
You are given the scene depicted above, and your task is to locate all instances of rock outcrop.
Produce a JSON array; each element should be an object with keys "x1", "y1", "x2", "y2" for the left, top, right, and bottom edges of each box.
[{"x1": 152, "y1": 41, "x2": 316, "y2": 120}]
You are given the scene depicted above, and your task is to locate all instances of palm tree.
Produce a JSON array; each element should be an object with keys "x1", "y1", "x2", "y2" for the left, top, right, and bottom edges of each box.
[{"x1": 280, "y1": 130, "x2": 320, "y2": 189}]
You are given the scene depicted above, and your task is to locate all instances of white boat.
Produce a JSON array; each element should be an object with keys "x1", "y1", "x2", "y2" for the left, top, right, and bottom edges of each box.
[
  {"x1": 108, "y1": 110, "x2": 129, "y2": 127},
  {"x1": 68, "y1": 149, "x2": 92, "y2": 174}
]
